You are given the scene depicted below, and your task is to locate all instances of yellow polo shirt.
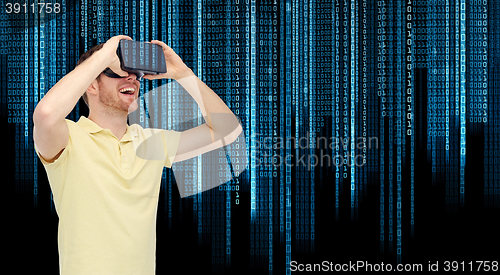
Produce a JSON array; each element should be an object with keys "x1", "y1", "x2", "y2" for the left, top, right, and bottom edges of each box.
[{"x1": 35, "y1": 116, "x2": 182, "y2": 274}]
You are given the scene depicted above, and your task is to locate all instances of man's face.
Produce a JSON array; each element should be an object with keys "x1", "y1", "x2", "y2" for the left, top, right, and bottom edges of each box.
[{"x1": 94, "y1": 72, "x2": 140, "y2": 114}]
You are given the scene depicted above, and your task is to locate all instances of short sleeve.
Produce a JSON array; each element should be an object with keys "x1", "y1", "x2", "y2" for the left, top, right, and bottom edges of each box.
[
  {"x1": 130, "y1": 125, "x2": 182, "y2": 167},
  {"x1": 162, "y1": 130, "x2": 182, "y2": 168},
  {"x1": 34, "y1": 143, "x2": 69, "y2": 168},
  {"x1": 34, "y1": 120, "x2": 74, "y2": 200},
  {"x1": 34, "y1": 119, "x2": 73, "y2": 169}
]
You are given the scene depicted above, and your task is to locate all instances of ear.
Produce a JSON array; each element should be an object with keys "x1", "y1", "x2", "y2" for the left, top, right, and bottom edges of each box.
[{"x1": 86, "y1": 78, "x2": 100, "y2": 97}]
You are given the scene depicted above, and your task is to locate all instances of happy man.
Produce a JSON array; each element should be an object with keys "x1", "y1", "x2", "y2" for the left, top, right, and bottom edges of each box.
[{"x1": 33, "y1": 35, "x2": 242, "y2": 274}]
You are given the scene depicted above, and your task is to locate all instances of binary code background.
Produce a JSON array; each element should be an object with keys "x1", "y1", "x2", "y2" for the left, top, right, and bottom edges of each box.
[{"x1": 3, "y1": 0, "x2": 500, "y2": 274}]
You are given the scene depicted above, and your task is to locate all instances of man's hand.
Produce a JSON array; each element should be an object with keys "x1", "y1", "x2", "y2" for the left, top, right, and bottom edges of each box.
[
  {"x1": 142, "y1": 40, "x2": 192, "y2": 80},
  {"x1": 100, "y1": 35, "x2": 133, "y2": 77}
]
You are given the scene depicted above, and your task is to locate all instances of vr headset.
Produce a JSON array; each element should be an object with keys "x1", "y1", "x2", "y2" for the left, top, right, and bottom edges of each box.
[{"x1": 109, "y1": 40, "x2": 167, "y2": 81}]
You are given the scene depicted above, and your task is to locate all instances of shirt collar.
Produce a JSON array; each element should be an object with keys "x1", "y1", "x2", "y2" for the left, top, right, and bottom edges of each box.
[
  {"x1": 77, "y1": 116, "x2": 102, "y2": 134},
  {"x1": 77, "y1": 116, "x2": 134, "y2": 142}
]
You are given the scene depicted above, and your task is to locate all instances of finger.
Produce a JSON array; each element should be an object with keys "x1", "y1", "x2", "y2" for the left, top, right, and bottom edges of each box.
[
  {"x1": 150, "y1": 40, "x2": 172, "y2": 50},
  {"x1": 108, "y1": 61, "x2": 128, "y2": 77},
  {"x1": 111, "y1": 67, "x2": 129, "y2": 77},
  {"x1": 143, "y1": 74, "x2": 161, "y2": 80},
  {"x1": 117, "y1": 70, "x2": 129, "y2": 77},
  {"x1": 115, "y1": 35, "x2": 133, "y2": 40},
  {"x1": 109, "y1": 35, "x2": 131, "y2": 43}
]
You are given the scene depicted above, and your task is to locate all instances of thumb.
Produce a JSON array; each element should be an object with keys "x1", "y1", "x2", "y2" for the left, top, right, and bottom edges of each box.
[{"x1": 108, "y1": 59, "x2": 128, "y2": 77}]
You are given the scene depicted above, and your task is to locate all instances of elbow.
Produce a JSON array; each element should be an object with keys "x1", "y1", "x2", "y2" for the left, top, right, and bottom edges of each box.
[
  {"x1": 208, "y1": 113, "x2": 243, "y2": 146},
  {"x1": 33, "y1": 105, "x2": 45, "y2": 125},
  {"x1": 33, "y1": 104, "x2": 56, "y2": 127},
  {"x1": 223, "y1": 123, "x2": 243, "y2": 145}
]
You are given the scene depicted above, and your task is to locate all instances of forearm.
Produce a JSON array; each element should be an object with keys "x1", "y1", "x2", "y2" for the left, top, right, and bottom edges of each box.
[
  {"x1": 34, "y1": 50, "x2": 110, "y2": 121},
  {"x1": 175, "y1": 69, "x2": 242, "y2": 137}
]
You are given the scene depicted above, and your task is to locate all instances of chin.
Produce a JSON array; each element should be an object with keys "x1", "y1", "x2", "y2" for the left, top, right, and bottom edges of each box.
[{"x1": 127, "y1": 100, "x2": 139, "y2": 114}]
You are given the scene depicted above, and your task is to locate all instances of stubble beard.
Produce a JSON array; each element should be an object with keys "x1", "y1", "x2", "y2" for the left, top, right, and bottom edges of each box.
[{"x1": 99, "y1": 85, "x2": 132, "y2": 116}]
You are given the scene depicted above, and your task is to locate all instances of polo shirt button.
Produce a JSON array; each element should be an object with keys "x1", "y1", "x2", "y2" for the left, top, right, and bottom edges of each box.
[{"x1": 123, "y1": 156, "x2": 127, "y2": 161}]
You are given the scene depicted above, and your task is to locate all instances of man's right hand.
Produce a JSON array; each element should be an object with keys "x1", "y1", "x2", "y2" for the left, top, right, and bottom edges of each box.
[{"x1": 99, "y1": 35, "x2": 133, "y2": 77}]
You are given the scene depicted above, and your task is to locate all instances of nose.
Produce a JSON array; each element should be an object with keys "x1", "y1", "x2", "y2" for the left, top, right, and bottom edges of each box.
[
  {"x1": 126, "y1": 72, "x2": 137, "y2": 80},
  {"x1": 126, "y1": 71, "x2": 144, "y2": 81}
]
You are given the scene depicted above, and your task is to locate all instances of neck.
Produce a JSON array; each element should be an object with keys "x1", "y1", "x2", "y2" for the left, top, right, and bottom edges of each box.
[{"x1": 88, "y1": 108, "x2": 128, "y2": 140}]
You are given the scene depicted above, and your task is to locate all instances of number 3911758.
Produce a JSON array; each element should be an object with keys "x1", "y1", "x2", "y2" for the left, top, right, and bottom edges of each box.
[{"x1": 5, "y1": 2, "x2": 61, "y2": 14}]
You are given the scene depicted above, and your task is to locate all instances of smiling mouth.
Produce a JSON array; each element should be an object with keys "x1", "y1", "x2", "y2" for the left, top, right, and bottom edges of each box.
[
  {"x1": 119, "y1": 87, "x2": 136, "y2": 95},
  {"x1": 120, "y1": 92, "x2": 135, "y2": 96}
]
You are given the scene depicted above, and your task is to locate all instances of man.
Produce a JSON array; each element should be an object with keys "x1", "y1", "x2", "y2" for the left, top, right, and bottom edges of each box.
[{"x1": 33, "y1": 35, "x2": 242, "y2": 274}]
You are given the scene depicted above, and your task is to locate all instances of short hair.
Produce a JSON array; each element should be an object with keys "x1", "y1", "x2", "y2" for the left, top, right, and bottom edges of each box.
[{"x1": 76, "y1": 43, "x2": 105, "y2": 107}]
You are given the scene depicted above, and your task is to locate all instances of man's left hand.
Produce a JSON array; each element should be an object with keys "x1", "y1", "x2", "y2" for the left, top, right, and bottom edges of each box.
[{"x1": 143, "y1": 40, "x2": 192, "y2": 80}]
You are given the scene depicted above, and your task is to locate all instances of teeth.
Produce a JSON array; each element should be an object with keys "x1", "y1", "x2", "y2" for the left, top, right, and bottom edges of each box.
[{"x1": 119, "y1": 87, "x2": 135, "y2": 94}]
